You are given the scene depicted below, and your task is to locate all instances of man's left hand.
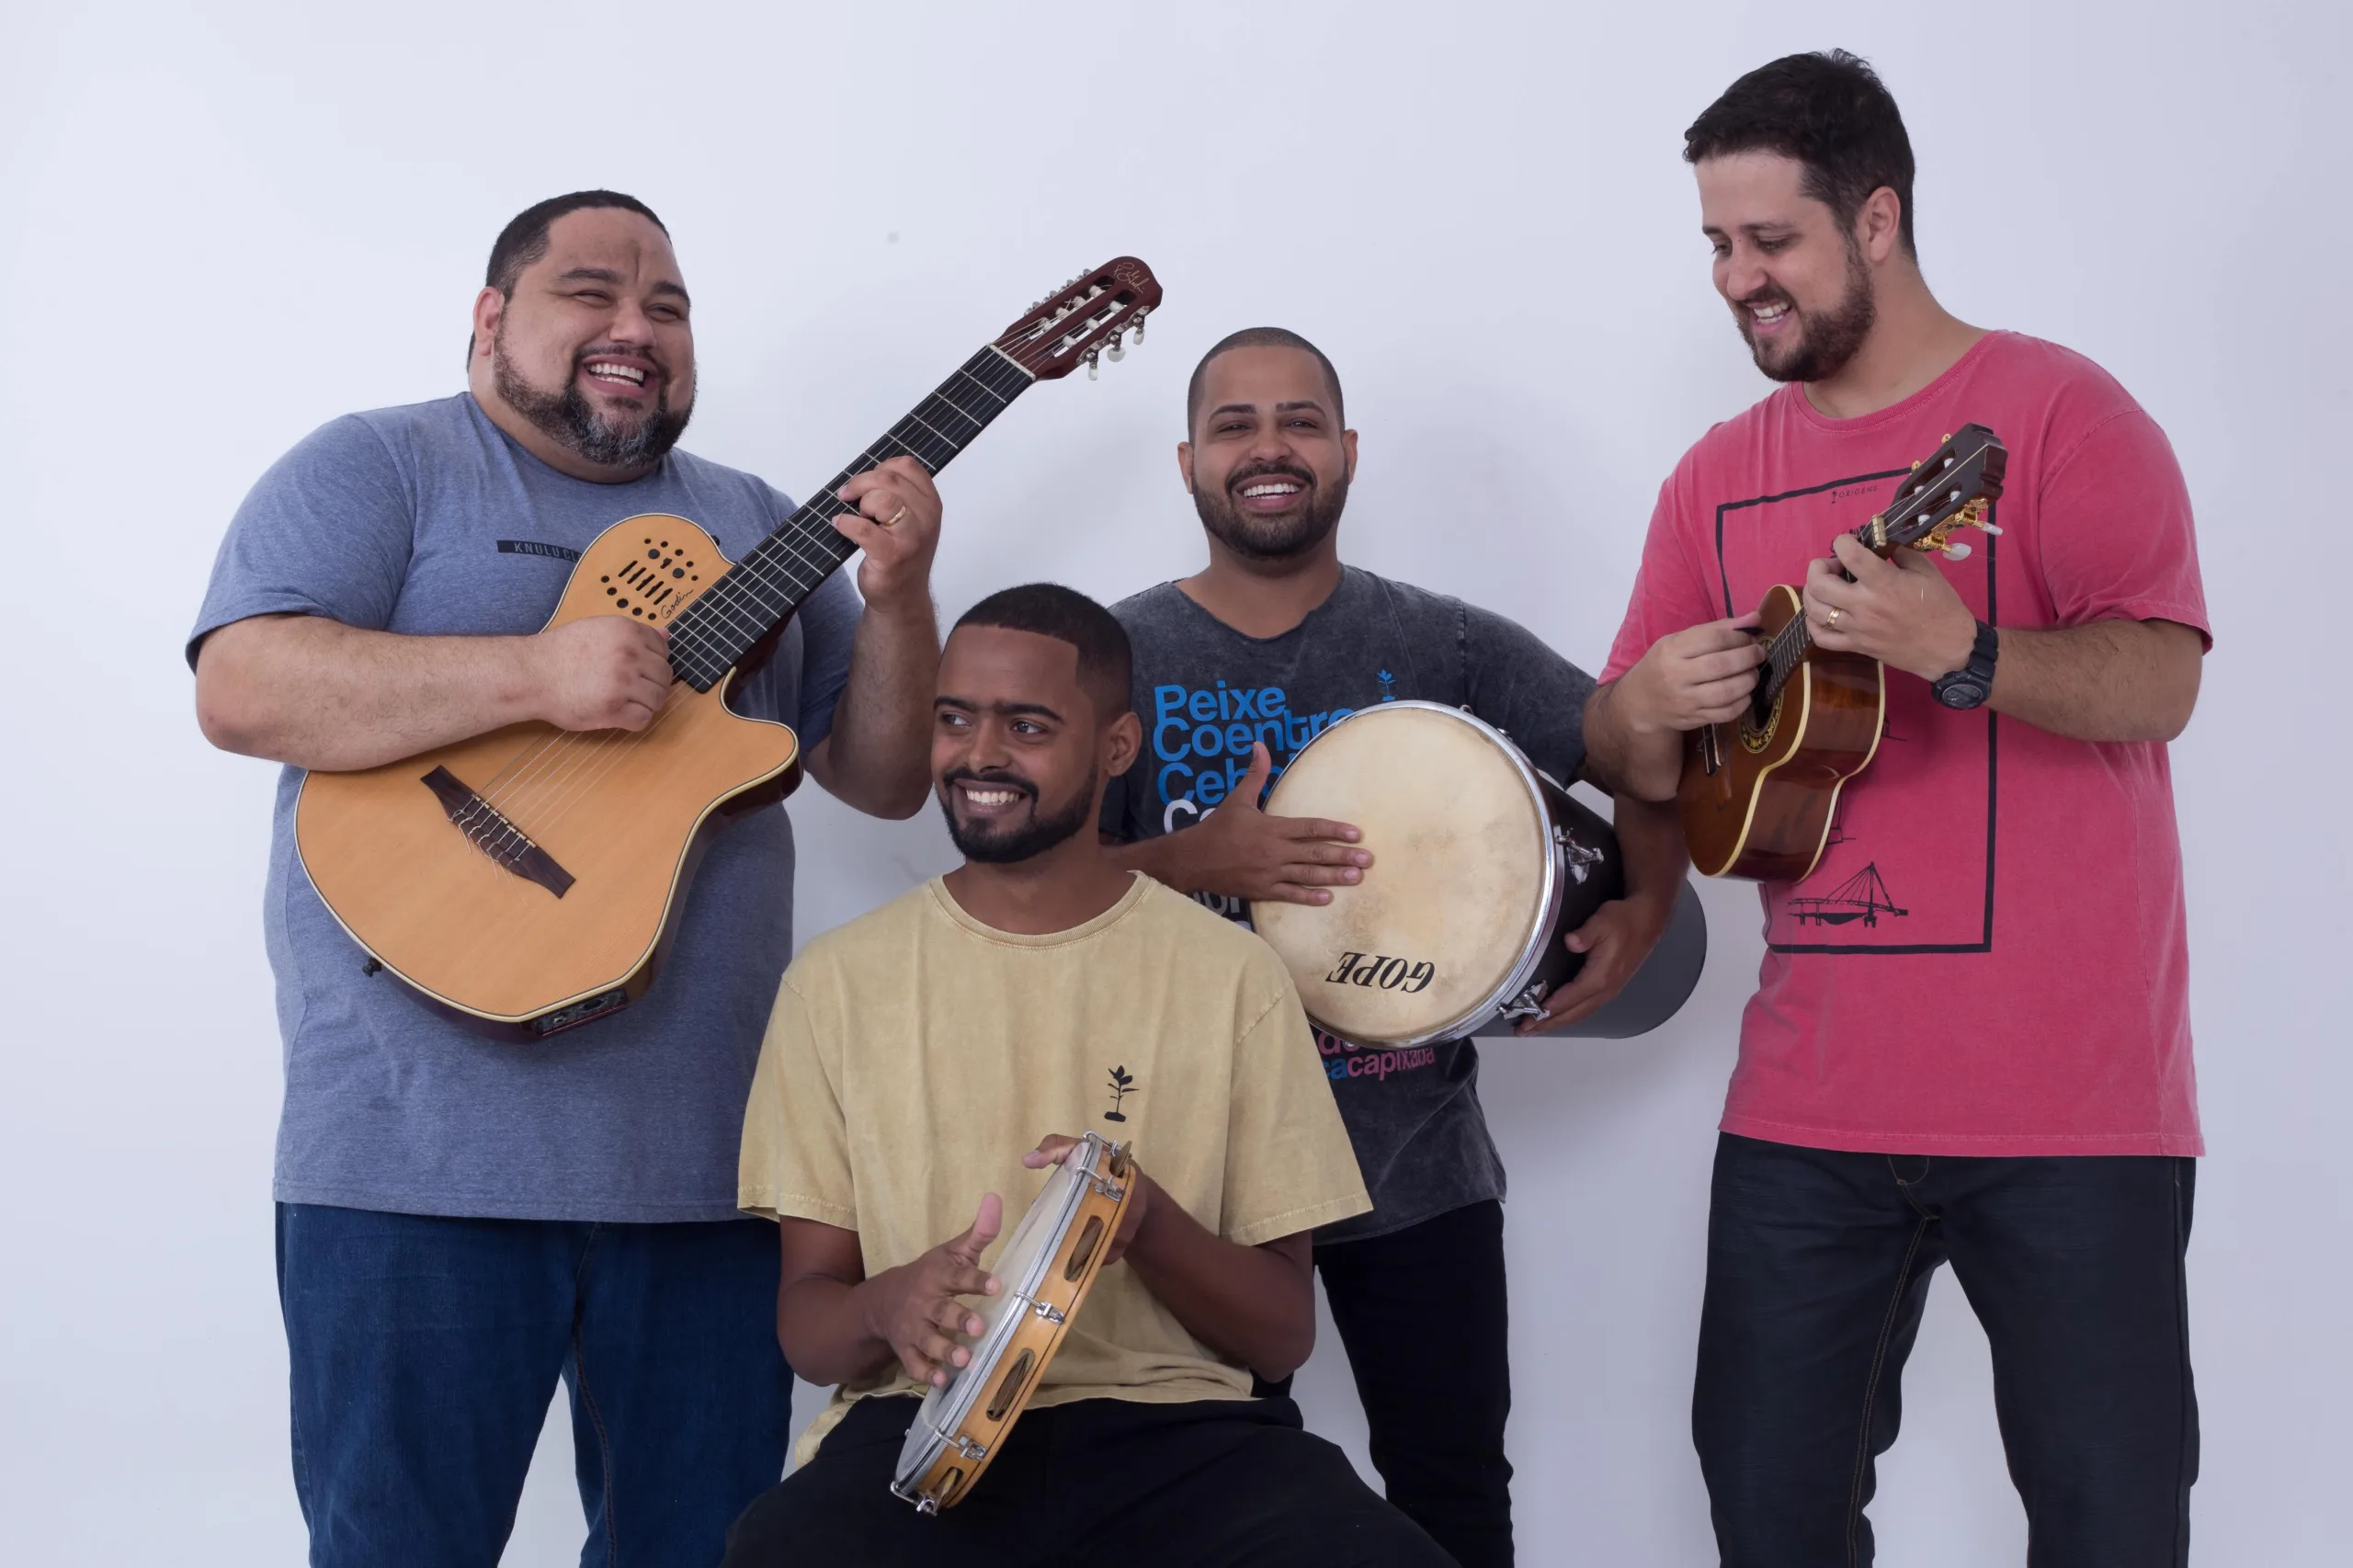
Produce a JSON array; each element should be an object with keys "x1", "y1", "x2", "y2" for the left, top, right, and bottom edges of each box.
[
  {"x1": 1515, "y1": 895, "x2": 1675, "y2": 1035},
  {"x1": 1802, "y1": 534, "x2": 1977, "y2": 682},
  {"x1": 833, "y1": 456, "x2": 942, "y2": 610},
  {"x1": 1026, "y1": 1134, "x2": 1152, "y2": 1265}
]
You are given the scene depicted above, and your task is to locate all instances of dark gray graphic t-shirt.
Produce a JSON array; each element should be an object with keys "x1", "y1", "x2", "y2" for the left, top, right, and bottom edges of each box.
[{"x1": 1102, "y1": 568, "x2": 1597, "y2": 1242}]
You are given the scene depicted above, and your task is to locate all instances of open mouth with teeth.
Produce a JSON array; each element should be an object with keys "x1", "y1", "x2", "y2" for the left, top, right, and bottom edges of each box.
[
  {"x1": 578, "y1": 355, "x2": 657, "y2": 395},
  {"x1": 1743, "y1": 299, "x2": 1794, "y2": 335},
  {"x1": 1232, "y1": 472, "x2": 1311, "y2": 514},
  {"x1": 949, "y1": 777, "x2": 1035, "y2": 818}
]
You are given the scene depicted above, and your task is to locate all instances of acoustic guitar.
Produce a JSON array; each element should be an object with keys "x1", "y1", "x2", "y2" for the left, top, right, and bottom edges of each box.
[
  {"x1": 295, "y1": 258, "x2": 1164, "y2": 1039},
  {"x1": 1679, "y1": 424, "x2": 2007, "y2": 881}
]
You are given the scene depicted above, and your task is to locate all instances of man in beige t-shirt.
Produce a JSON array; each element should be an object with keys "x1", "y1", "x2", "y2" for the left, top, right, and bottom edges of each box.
[{"x1": 725, "y1": 585, "x2": 1450, "y2": 1567}]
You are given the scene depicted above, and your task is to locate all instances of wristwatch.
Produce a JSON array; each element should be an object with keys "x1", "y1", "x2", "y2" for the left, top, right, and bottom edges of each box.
[{"x1": 1931, "y1": 620, "x2": 1999, "y2": 710}]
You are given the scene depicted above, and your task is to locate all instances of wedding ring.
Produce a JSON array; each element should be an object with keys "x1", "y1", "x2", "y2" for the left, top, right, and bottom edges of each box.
[
  {"x1": 1825, "y1": 607, "x2": 1842, "y2": 629},
  {"x1": 884, "y1": 506, "x2": 908, "y2": 527}
]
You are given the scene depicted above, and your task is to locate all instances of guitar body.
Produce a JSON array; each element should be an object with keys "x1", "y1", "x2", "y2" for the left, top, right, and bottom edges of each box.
[
  {"x1": 1678, "y1": 584, "x2": 1885, "y2": 882},
  {"x1": 294, "y1": 515, "x2": 803, "y2": 1040}
]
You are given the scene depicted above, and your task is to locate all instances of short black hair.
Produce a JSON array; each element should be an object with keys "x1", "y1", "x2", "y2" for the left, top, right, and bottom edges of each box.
[
  {"x1": 1684, "y1": 51, "x2": 1917, "y2": 256},
  {"x1": 953, "y1": 584, "x2": 1133, "y2": 715},
  {"x1": 469, "y1": 190, "x2": 669, "y2": 363},
  {"x1": 486, "y1": 189, "x2": 668, "y2": 297},
  {"x1": 1186, "y1": 326, "x2": 1346, "y2": 435}
]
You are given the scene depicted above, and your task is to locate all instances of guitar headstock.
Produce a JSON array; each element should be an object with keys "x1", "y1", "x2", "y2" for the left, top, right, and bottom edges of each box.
[
  {"x1": 1862, "y1": 423, "x2": 2009, "y2": 562},
  {"x1": 994, "y1": 257, "x2": 1162, "y2": 381}
]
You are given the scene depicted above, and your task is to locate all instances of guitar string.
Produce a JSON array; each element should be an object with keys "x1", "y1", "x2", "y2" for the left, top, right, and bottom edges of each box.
[{"x1": 466, "y1": 358, "x2": 1018, "y2": 831}]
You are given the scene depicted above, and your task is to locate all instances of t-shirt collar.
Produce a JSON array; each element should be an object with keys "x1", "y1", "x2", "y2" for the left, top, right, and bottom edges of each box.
[
  {"x1": 926, "y1": 869, "x2": 1153, "y2": 948},
  {"x1": 1783, "y1": 330, "x2": 2008, "y2": 437}
]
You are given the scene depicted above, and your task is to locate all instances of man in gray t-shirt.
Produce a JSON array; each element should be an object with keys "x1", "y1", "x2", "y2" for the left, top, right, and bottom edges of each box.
[
  {"x1": 190, "y1": 192, "x2": 942, "y2": 1568},
  {"x1": 1099, "y1": 328, "x2": 1689, "y2": 1568}
]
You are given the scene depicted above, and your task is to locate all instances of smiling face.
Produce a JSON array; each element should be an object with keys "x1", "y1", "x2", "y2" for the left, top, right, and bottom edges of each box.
[
  {"x1": 1697, "y1": 150, "x2": 1881, "y2": 384},
  {"x1": 933, "y1": 625, "x2": 1139, "y2": 866},
  {"x1": 1179, "y1": 346, "x2": 1356, "y2": 561},
  {"x1": 471, "y1": 207, "x2": 695, "y2": 475}
]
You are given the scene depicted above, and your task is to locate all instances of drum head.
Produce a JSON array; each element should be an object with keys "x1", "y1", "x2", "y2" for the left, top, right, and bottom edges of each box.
[{"x1": 1254, "y1": 704, "x2": 1551, "y2": 1044}]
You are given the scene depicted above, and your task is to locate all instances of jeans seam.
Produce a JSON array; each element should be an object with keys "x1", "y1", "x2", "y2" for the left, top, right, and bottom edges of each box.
[
  {"x1": 574, "y1": 1224, "x2": 619, "y2": 1568},
  {"x1": 1847, "y1": 1214, "x2": 1932, "y2": 1568},
  {"x1": 2169, "y1": 1160, "x2": 2192, "y2": 1567}
]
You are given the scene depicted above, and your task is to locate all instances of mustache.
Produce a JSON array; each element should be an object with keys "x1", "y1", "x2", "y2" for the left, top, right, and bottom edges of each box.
[
  {"x1": 940, "y1": 767, "x2": 1037, "y2": 801},
  {"x1": 1226, "y1": 460, "x2": 1316, "y2": 496}
]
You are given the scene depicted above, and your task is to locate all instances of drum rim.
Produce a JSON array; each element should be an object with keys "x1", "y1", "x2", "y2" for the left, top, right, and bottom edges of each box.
[
  {"x1": 1256, "y1": 700, "x2": 1568, "y2": 1047},
  {"x1": 890, "y1": 1131, "x2": 1112, "y2": 1488}
]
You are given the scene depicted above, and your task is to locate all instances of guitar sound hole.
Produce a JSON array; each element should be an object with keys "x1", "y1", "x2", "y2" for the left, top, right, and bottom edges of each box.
[
  {"x1": 985, "y1": 1349, "x2": 1036, "y2": 1422},
  {"x1": 1063, "y1": 1216, "x2": 1105, "y2": 1282}
]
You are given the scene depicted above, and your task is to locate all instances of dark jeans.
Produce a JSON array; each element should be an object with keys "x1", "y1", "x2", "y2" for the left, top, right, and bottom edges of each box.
[
  {"x1": 1258, "y1": 1199, "x2": 1513, "y2": 1567},
  {"x1": 1693, "y1": 1134, "x2": 2198, "y2": 1568},
  {"x1": 722, "y1": 1393, "x2": 1454, "y2": 1567},
  {"x1": 277, "y1": 1203, "x2": 792, "y2": 1568}
]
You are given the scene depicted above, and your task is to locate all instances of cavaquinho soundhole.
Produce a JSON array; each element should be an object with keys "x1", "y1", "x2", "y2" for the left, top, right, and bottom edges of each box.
[{"x1": 1739, "y1": 686, "x2": 1785, "y2": 755}]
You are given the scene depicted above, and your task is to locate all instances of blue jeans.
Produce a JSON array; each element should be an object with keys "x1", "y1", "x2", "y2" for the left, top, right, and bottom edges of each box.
[
  {"x1": 1692, "y1": 1134, "x2": 2198, "y2": 1568},
  {"x1": 277, "y1": 1204, "x2": 792, "y2": 1568}
]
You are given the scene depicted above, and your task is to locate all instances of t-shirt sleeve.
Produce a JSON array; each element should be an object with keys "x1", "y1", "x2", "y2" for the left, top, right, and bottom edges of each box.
[
  {"x1": 1598, "y1": 463, "x2": 1723, "y2": 683},
  {"x1": 2035, "y1": 407, "x2": 2211, "y2": 648},
  {"x1": 186, "y1": 415, "x2": 416, "y2": 668},
  {"x1": 790, "y1": 505, "x2": 865, "y2": 748},
  {"x1": 1218, "y1": 960, "x2": 1370, "y2": 1246},
  {"x1": 738, "y1": 970, "x2": 858, "y2": 1230},
  {"x1": 1462, "y1": 604, "x2": 1597, "y2": 787}
]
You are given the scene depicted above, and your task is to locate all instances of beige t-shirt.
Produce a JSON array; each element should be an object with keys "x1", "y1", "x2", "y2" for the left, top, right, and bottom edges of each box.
[{"x1": 740, "y1": 872, "x2": 1369, "y2": 1450}]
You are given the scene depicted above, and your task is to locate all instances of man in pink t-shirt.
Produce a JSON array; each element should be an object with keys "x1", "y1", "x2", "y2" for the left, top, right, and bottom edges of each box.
[{"x1": 1584, "y1": 51, "x2": 2209, "y2": 1567}]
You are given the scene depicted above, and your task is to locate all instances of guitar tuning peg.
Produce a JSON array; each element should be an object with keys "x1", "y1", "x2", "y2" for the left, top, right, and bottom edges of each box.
[
  {"x1": 1085, "y1": 347, "x2": 1102, "y2": 381},
  {"x1": 1974, "y1": 519, "x2": 2003, "y2": 535},
  {"x1": 1941, "y1": 541, "x2": 1972, "y2": 562},
  {"x1": 1131, "y1": 312, "x2": 1146, "y2": 344},
  {"x1": 1107, "y1": 329, "x2": 1126, "y2": 362}
]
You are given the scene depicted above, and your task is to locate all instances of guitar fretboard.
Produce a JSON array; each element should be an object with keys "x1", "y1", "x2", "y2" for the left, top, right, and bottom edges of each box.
[{"x1": 665, "y1": 345, "x2": 1035, "y2": 690}]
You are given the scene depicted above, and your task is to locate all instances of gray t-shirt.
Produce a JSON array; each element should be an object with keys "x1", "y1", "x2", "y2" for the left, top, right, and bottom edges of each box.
[
  {"x1": 1101, "y1": 568, "x2": 1596, "y2": 1242},
  {"x1": 189, "y1": 393, "x2": 862, "y2": 1223}
]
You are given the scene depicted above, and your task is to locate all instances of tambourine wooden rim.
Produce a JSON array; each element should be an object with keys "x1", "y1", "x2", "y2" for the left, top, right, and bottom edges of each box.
[{"x1": 890, "y1": 1132, "x2": 1135, "y2": 1514}]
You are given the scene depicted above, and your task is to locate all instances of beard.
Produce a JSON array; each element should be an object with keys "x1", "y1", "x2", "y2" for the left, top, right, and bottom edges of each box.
[
  {"x1": 938, "y1": 766, "x2": 1099, "y2": 865},
  {"x1": 493, "y1": 335, "x2": 693, "y2": 468},
  {"x1": 1193, "y1": 460, "x2": 1349, "y2": 561},
  {"x1": 1735, "y1": 237, "x2": 1878, "y2": 384}
]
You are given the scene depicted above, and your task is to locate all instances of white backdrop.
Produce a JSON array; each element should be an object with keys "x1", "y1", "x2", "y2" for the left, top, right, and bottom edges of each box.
[{"x1": 3, "y1": 2, "x2": 2344, "y2": 1563}]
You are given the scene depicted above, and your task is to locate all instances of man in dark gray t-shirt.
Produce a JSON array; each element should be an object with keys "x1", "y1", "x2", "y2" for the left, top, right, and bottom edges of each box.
[
  {"x1": 1100, "y1": 328, "x2": 1689, "y2": 1568},
  {"x1": 191, "y1": 192, "x2": 944, "y2": 1568}
]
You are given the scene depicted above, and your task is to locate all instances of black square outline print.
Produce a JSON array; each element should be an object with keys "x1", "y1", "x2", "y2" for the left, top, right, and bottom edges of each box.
[{"x1": 1709, "y1": 472, "x2": 2000, "y2": 957}]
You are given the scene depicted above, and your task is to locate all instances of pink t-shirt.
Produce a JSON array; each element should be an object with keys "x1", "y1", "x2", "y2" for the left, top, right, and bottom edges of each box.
[{"x1": 1602, "y1": 332, "x2": 2209, "y2": 1156}]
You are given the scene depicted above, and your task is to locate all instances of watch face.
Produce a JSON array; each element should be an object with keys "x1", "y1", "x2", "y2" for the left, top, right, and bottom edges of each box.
[{"x1": 1937, "y1": 680, "x2": 1989, "y2": 710}]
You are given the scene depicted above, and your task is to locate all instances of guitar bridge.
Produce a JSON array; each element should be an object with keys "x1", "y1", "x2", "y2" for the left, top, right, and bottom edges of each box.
[
  {"x1": 1698, "y1": 724, "x2": 1723, "y2": 777},
  {"x1": 419, "y1": 766, "x2": 575, "y2": 899}
]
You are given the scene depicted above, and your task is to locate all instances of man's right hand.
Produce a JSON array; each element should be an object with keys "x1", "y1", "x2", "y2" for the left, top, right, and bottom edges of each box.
[
  {"x1": 1616, "y1": 616, "x2": 1768, "y2": 733},
  {"x1": 529, "y1": 617, "x2": 676, "y2": 733},
  {"x1": 1185, "y1": 744, "x2": 1371, "y2": 906},
  {"x1": 859, "y1": 1194, "x2": 1004, "y2": 1389}
]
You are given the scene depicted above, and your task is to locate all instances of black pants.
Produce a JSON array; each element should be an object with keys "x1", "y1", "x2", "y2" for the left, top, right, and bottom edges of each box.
[
  {"x1": 1693, "y1": 1134, "x2": 2198, "y2": 1568},
  {"x1": 721, "y1": 1394, "x2": 1453, "y2": 1567},
  {"x1": 1260, "y1": 1199, "x2": 1513, "y2": 1567}
]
